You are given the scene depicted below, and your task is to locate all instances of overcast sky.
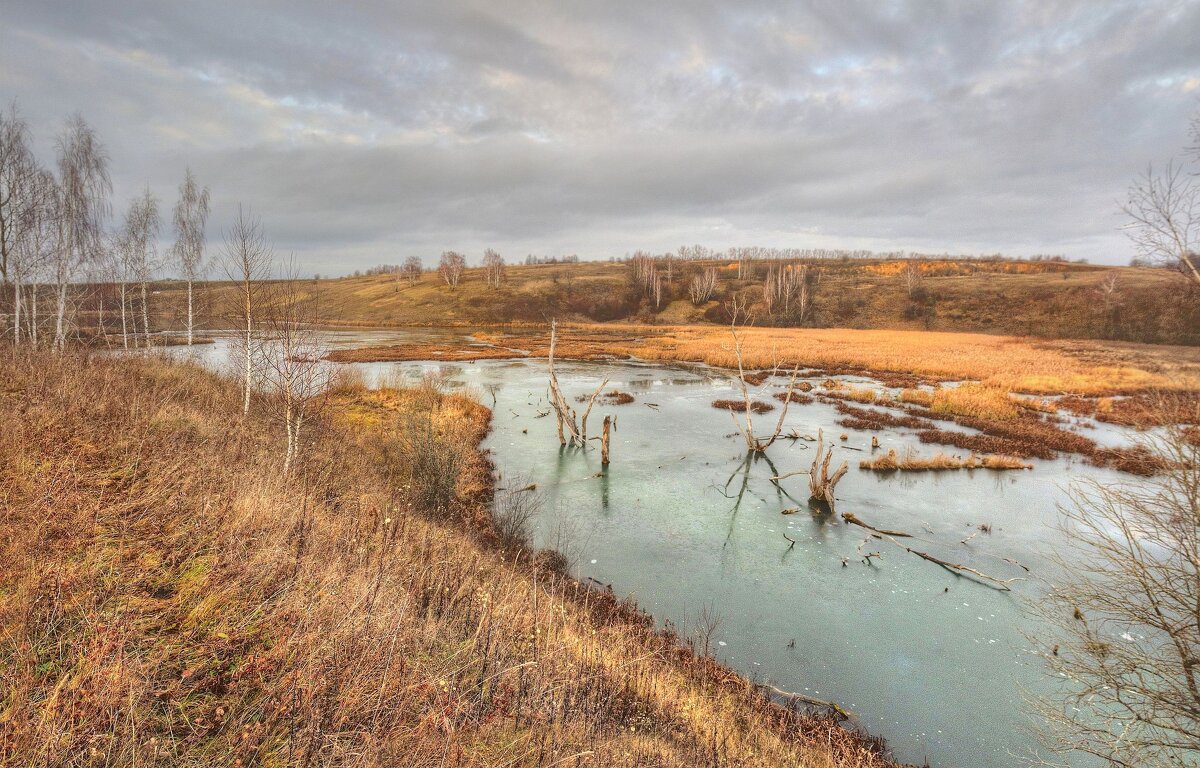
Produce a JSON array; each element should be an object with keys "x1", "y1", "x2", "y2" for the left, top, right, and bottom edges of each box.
[{"x1": 3, "y1": 1, "x2": 1199, "y2": 273}]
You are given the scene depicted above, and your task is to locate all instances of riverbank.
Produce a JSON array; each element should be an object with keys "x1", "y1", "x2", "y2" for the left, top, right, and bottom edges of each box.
[{"x1": 0, "y1": 350, "x2": 899, "y2": 767}]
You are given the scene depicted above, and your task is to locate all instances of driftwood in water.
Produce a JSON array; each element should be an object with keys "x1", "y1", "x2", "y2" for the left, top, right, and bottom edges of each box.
[
  {"x1": 808, "y1": 429, "x2": 848, "y2": 510},
  {"x1": 757, "y1": 682, "x2": 851, "y2": 720},
  {"x1": 840, "y1": 512, "x2": 1020, "y2": 591},
  {"x1": 842, "y1": 512, "x2": 912, "y2": 538}
]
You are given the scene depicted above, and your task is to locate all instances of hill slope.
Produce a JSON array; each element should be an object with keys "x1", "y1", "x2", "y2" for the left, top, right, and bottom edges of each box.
[{"x1": 0, "y1": 352, "x2": 895, "y2": 767}]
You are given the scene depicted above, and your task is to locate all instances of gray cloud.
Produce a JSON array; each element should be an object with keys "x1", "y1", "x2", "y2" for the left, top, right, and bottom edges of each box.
[{"x1": 3, "y1": 0, "x2": 1199, "y2": 273}]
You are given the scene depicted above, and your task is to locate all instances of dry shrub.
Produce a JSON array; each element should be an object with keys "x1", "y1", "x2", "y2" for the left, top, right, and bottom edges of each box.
[
  {"x1": 742, "y1": 370, "x2": 773, "y2": 386},
  {"x1": 492, "y1": 475, "x2": 541, "y2": 547},
  {"x1": 712, "y1": 398, "x2": 775, "y2": 413},
  {"x1": 602, "y1": 389, "x2": 636, "y2": 405},
  {"x1": 774, "y1": 390, "x2": 814, "y2": 405}
]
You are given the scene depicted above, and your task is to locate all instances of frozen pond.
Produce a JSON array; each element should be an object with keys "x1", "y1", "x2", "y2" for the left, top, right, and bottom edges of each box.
[{"x1": 171, "y1": 329, "x2": 1147, "y2": 768}]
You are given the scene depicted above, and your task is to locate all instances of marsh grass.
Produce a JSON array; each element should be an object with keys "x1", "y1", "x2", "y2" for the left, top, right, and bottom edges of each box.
[{"x1": 860, "y1": 448, "x2": 1031, "y2": 471}]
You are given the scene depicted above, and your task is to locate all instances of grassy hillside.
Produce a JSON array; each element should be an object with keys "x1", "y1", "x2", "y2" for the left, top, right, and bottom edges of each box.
[
  {"x1": 142, "y1": 257, "x2": 1199, "y2": 345},
  {"x1": 0, "y1": 351, "x2": 895, "y2": 767}
]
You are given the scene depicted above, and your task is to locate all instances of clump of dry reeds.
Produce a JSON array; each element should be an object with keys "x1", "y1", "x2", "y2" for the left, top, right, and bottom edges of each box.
[
  {"x1": 860, "y1": 448, "x2": 1031, "y2": 471},
  {"x1": 774, "y1": 390, "x2": 815, "y2": 405}
]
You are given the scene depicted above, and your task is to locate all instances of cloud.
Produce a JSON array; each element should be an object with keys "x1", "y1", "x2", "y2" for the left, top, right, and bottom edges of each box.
[{"x1": 3, "y1": 0, "x2": 1199, "y2": 273}]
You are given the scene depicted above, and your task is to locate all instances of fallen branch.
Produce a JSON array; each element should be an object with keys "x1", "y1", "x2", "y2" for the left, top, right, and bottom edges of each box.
[{"x1": 841, "y1": 512, "x2": 1020, "y2": 591}]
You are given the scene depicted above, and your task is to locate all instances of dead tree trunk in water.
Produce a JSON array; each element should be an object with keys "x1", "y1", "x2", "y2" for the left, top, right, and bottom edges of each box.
[
  {"x1": 809, "y1": 429, "x2": 848, "y2": 511},
  {"x1": 548, "y1": 319, "x2": 581, "y2": 445},
  {"x1": 601, "y1": 416, "x2": 611, "y2": 465}
]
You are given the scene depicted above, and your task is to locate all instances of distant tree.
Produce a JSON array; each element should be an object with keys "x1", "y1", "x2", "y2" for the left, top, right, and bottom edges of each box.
[
  {"x1": 901, "y1": 261, "x2": 924, "y2": 299},
  {"x1": 438, "y1": 250, "x2": 465, "y2": 289},
  {"x1": 1123, "y1": 114, "x2": 1200, "y2": 289},
  {"x1": 171, "y1": 168, "x2": 210, "y2": 346},
  {"x1": 52, "y1": 115, "x2": 110, "y2": 349},
  {"x1": 482, "y1": 248, "x2": 506, "y2": 288},
  {"x1": 688, "y1": 267, "x2": 717, "y2": 305},
  {"x1": 402, "y1": 255, "x2": 422, "y2": 286}
]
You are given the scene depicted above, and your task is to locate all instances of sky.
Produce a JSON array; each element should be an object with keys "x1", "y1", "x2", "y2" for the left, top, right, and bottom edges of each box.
[{"x1": 3, "y1": 1, "x2": 1199, "y2": 274}]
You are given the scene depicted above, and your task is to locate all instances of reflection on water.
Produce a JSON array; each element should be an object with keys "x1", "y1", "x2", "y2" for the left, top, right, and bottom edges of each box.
[{"x1": 170, "y1": 330, "x2": 1142, "y2": 768}]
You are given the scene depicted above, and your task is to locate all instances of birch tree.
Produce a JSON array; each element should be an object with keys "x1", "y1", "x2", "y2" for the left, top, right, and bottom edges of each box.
[
  {"x1": 120, "y1": 189, "x2": 160, "y2": 347},
  {"x1": 438, "y1": 250, "x2": 466, "y2": 288},
  {"x1": 402, "y1": 255, "x2": 422, "y2": 286},
  {"x1": 53, "y1": 114, "x2": 110, "y2": 349},
  {"x1": 172, "y1": 168, "x2": 210, "y2": 345},
  {"x1": 1, "y1": 105, "x2": 36, "y2": 337},
  {"x1": 482, "y1": 248, "x2": 506, "y2": 288},
  {"x1": 262, "y1": 262, "x2": 333, "y2": 475},
  {"x1": 223, "y1": 207, "x2": 272, "y2": 416}
]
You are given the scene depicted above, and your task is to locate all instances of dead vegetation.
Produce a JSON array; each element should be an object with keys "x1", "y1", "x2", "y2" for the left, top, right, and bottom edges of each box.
[
  {"x1": 713, "y1": 398, "x2": 775, "y2": 414},
  {"x1": 860, "y1": 449, "x2": 1032, "y2": 471},
  {"x1": 0, "y1": 350, "x2": 897, "y2": 768}
]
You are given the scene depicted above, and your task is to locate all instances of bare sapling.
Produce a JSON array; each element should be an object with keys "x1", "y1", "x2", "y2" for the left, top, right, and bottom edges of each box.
[
  {"x1": 262, "y1": 260, "x2": 335, "y2": 476},
  {"x1": 726, "y1": 300, "x2": 801, "y2": 452},
  {"x1": 222, "y1": 206, "x2": 272, "y2": 416},
  {"x1": 172, "y1": 168, "x2": 210, "y2": 346}
]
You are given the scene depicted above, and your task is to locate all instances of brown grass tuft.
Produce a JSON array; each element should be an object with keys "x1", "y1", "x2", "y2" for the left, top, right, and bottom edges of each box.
[
  {"x1": 860, "y1": 448, "x2": 1031, "y2": 471},
  {"x1": 712, "y1": 398, "x2": 776, "y2": 414}
]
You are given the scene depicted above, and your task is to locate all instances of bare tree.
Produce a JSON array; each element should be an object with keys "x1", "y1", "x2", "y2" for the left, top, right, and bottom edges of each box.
[
  {"x1": 52, "y1": 114, "x2": 111, "y2": 349},
  {"x1": 222, "y1": 207, "x2": 272, "y2": 416},
  {"x1": 438, "y1": 250, "x2": 466, "y2": 289},
  {"x1": 901, "y1": 260, "x2": 923, "y2": 299},
  {"x1": 688, "y1": 266, "x2": 718, "y2": 305},
  {"x1": 262, "y1": 261, "x2": 334, "y2": 475},
  {"x1": 172, "y1": 168, "x2": 210, "y2": 346},
  {"x1": 1035, "y1": 413, "x2": 1200, "y2": 766},
  {"x1": 482, "y1": 248, "x2": 506, "y2": 288},
  {"x1": 725, "y1": 300, "x2": 800, "y2": 453},
  {"x1": 12, "y1": 168, "x2": 57, "y2": 345},
  {"x1": 402, "y1": 255, "x2": 422, "y2": 286},
  {"x1": 1, "y1": 105, "x2": 36, "y2": 326},
  {"x1": 1123, "y1": 116, "x2": 1200, "y2": 288},
  {"x1": 120, "y1": 189, "x2": 160, "y2": 347}
]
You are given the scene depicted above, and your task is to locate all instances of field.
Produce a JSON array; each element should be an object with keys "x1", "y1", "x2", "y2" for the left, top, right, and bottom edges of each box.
[
  {"x1": 0, "y1": 350, "x2": 894, "y2": 768},
  {"x1": 141, "y1": 256, "x2": 1200, "y2": 345}
]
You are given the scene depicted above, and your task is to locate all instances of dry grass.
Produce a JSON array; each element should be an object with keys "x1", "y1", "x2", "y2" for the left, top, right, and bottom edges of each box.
[
  {"x1": 860, "y1": 448, "x2": 1032, "y2": 471},
  {"x1": 712, "y1": 398, "x2": 775, "y2": 414},
  {"x1": 928, "y1": 384, "x2": 1020, "y2": 421},
  {"x1": 611, "y1": 325, "x2": 1200, "y2": 395},
  {"x1": 0, "y1": 351, "x2": 894, "y2": 768},
  {"x1": 335, "y1": 324, "x2": 1200, "y2": 397}
]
